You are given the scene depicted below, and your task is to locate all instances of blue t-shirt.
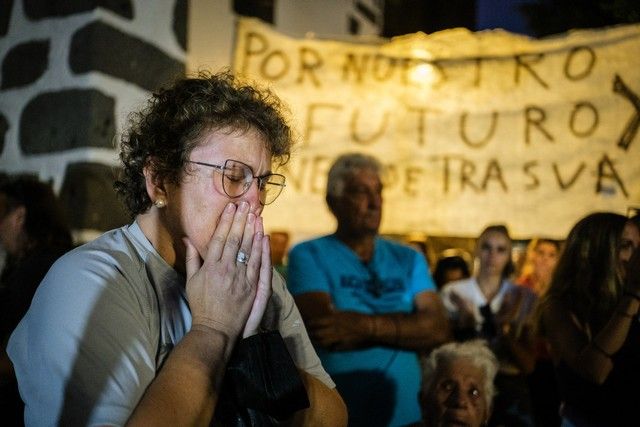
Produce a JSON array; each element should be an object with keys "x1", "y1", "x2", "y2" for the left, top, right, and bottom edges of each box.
[{"x1": 288, "y1": 235, "x2": 435, "y2": 427}]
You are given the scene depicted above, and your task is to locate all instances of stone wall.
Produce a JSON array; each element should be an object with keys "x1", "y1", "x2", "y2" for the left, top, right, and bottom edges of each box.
[
  {"x1": 0, "y1": 0, "x2": 187, "y2": 242},
  {"x1": 0, "y1": 0, "x2": 382, "y2": 243}
]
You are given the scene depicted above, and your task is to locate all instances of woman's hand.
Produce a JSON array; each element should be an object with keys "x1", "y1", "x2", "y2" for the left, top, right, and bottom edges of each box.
[
  {"x1": 450, "y1": 292, "x2": 476, "y2": 331},
  {"x1": 183, "y1": 201, "x2": 270, "y2": 341},
  {"x1": 242, "y1": 217, "x2": 272, "y2": 338}
]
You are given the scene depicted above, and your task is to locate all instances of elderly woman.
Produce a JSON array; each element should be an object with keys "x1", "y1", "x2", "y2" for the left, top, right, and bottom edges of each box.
[
  {"x1": 417, "y1": 340, "x2": 498, "y2": 427},
  {"x1": 8, "y1": 71, "x2": 346, "y2": 426}
]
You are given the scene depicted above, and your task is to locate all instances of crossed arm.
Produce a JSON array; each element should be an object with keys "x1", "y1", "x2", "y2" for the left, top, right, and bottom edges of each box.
[{"x1": 294, "y1": 291, "x2": 452, "y2": 353}]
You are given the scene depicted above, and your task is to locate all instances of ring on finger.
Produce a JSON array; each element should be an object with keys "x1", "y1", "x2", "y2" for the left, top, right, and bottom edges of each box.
[{"x1": 236, "y1": 250, "x2": 249, "y2": 264}]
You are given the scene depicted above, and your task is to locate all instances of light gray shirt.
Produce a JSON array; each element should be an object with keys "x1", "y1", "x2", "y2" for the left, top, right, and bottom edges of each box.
[{"x1": 8, "y1": 221, "x2": 332, "y2": 426}]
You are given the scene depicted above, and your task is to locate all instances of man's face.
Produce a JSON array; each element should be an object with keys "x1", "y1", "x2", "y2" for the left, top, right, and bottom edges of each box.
[{"x1": 331, "y1": 168, "x2": 382, "y2": 236}]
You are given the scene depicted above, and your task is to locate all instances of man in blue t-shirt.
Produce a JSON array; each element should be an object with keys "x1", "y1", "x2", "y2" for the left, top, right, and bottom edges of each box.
[{"x1": 288, "y1": 153, "x2": 452, "y2": 427}]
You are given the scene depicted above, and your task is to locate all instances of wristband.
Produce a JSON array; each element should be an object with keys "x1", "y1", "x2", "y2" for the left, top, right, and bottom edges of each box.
[
  {"x1": 616, "y1": 310, "x2": 636, "y2": 319},
  {"x1": 591, "y1": 340, "x2": 613, "y2": 358},
  {"x1": 623, "y1": 289, "x2": 640, "y2": 302}
]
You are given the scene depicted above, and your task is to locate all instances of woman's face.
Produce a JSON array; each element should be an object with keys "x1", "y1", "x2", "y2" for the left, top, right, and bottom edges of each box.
[
  {"x1": 619, "y1": 221, "x2": 640, "y2": 264},
  {"x1": 478, "y1": 231, "x2": 511, "y2": 276},
  {"x1": 532, "y1": 241, "x2": 559, "y2": 278},
  {"x1": 158, "y1": 127, "x2": 271, "y2": 269},
  {"x1": 424, "y1": 359, "x2": 489, "y2": 427}
]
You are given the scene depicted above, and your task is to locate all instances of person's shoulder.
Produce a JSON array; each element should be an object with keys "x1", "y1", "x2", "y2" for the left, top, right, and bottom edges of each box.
[
  {"x1": 505, "y1": 279, "x2": 536, "y2": 298},
  {"x1": 290, "y1": 234, "x2": 333, "y2": 253},
  {"x1": 377, "y1": 236, "x2": 406, "y2": 248},
  {"x1": 376, "y1": 237, "x2": 418, "y2": 257},
  {"x1": 45, "y1": 226, "x2": 143, "y2": 289}
]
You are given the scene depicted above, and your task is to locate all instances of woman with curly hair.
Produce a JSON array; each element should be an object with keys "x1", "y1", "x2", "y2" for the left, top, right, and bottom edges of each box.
[
  {"x1": 538, "y1": 212, "x2": 640, "y2": 426},
  {"x1": 8, "y1": 71, "x2": 346, "y2": 426}
]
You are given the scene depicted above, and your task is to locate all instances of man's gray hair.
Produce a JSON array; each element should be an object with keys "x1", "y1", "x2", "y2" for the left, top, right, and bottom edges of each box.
[
  {"x1": 326, "y1": 153, "x2": 382, "y2": 198},
  {"x1": 421, "y1": 340, "x2": 498, "y2": 410}
]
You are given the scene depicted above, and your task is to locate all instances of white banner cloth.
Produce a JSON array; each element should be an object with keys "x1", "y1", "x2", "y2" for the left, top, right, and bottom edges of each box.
[{"x1": 234, "y1": 18, "x2": 640, "y2": 238}]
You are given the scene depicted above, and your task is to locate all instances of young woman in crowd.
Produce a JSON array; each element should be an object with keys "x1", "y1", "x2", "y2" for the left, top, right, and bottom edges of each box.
[
  {"x1": 517, "y1": 238, "x2": 561, "y2": 296},
  {"x1": 440, "y1": 224, "x2": 537, "y2": 427},
  {"x1": 538, "y1": 212, "x2": 640, "y2": 426}
]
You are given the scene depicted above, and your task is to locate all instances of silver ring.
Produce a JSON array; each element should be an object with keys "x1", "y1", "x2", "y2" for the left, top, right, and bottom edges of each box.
[{"x1": 236, "y1": 250, "x2": 249, "y2": 264}]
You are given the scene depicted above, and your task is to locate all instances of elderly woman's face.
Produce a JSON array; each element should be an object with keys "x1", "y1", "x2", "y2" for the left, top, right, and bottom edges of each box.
[
  {"x1": 424, "y1": 359, "x2": 489, "y2": 427},
  {"x1": 161, "y1": 127, "x2": 271, "y2": 266}
]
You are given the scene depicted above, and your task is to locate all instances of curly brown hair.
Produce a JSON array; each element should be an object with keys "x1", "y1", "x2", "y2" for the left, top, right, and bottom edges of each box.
[{"x1": 115, "y1": 70, "x2": 293, "y2": 216}]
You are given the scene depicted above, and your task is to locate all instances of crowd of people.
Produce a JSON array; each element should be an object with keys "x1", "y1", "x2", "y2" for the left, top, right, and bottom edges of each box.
[{"x1": 0, "y1": 71, "x2": 638, "y2": 427}]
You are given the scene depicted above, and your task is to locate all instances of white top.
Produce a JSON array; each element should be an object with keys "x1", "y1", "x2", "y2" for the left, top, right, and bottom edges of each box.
[{"x1": 440, "y1": 276, "x2": 537, "y2": 374}]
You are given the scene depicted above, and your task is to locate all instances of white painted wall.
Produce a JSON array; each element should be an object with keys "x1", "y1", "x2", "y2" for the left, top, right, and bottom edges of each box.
[{"x1": 187, "y1": 0, "x2": 383, "y2": 73}]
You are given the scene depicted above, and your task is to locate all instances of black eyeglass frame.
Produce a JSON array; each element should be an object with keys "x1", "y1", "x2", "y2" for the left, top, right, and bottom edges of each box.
[{"x1": 186, "y1": 159, "x2": 286, "y2": 205}]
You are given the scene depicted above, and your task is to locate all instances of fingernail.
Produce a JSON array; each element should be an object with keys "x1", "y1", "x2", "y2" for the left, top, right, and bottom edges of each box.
[
  {"x1": 248, "y1": 213, "x2": 256, "y2": 224},
  {"x1": 239, "y1": 201, "x2": 249, "y2": 212},
  {"x1": 226, "y1": 203, "x2": 235, "y2": 213}
]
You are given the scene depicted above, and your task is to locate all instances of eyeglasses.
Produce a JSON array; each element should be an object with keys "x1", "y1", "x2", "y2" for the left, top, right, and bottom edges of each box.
[{"x1": 187, "y1": 159, "x2": 286, "y2": 205}]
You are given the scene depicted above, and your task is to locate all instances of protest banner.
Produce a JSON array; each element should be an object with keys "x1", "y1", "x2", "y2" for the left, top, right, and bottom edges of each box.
[{"x1": 234, "y1": 18, "x2": 640, "y2": 238}]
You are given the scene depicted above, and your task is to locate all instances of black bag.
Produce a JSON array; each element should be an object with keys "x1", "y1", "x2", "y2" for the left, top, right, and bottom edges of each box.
[{"x1": 215, "y1": 331, "x2": 310, "y2": 426}]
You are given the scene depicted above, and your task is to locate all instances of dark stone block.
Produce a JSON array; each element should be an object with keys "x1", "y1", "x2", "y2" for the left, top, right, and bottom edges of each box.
[
  {"x1": 20, "y1": 89, "x2": 115, "y2": 154},
  {"x1": 70, "y1": 21, "x2": 185, "y2": 92},
  {"x1": 0, "y1": 113, "x2": 8, "y2": 155},
  {"x1": 0, "y1": 0, "x2": 14, "y2": 36},
  {"x1": 24, "y1": 0, "x2": 133, "y2": 20},
  {"x1": 59, "y1": 162, "x2": 130, "y2": 233},
  {"x1": 233, "y1": 0, "x2": 274, "y2": 23},
  {"x1": 173, "y1": 0, "x2": 188, "y2": 51},
  {"x1": 349, "y1": 15, "x2": 360, "y2": 34},
  {"x1": 1, "y1": 40, "x2": 50, "y2": 90}
]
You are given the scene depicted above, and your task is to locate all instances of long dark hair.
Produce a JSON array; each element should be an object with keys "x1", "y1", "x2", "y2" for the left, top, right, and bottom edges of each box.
[{"x1": 540, "y1": 212, "x2": 627, "y2": 333}]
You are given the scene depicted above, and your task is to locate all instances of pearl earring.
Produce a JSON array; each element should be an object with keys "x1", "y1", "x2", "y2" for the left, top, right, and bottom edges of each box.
[{"x1": 154, "y1": 199, "x2": 166, "y2": 208}]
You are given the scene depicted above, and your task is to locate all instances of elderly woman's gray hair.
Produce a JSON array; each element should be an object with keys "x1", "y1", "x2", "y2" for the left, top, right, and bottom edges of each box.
[
  {"x1": 326, "y1": 153, "x2": 382, "y2": 199},
  {"x1": 422, "y1": 340, "x2": 498, "y2": 410}
]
